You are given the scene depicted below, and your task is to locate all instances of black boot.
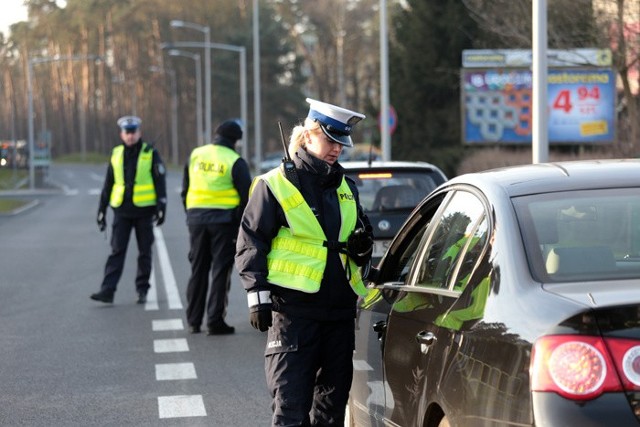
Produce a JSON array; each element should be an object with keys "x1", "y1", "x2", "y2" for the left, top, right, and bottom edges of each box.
[
  {"x1": 207, "y1": 320, "x2": 235, "y2": 335},
  {"x1": 90, "y1": 290, "x2": 114, "y2": 303},
  {"x1": 136, "y1": 292, "x2": 147, "y2": 304}
]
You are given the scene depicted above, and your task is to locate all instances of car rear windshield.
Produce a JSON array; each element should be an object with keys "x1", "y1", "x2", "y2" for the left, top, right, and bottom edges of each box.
[
  {"x1": 346, "y1": 169, "x2": 442, "y2": 213},
  {"x1": 513, "y1": 188, "x2": 640, "y2": 282}
]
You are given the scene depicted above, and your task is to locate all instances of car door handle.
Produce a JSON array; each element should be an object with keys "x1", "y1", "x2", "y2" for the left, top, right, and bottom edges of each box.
[
  {"x1": 373, "y1": 320, "x2": 387, "y2": 341},
  {"x1": 416, "y1": 331, "x2": 436, "y2": 353}
]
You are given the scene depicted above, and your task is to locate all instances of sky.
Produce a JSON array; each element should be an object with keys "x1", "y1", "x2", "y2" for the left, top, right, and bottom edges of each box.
[
  {"x1": 1, "y1": 0, "x2": 28, "y2": 35},
  {"x1": 0, "y1": 0, "x2": 67, "y2": 35}
]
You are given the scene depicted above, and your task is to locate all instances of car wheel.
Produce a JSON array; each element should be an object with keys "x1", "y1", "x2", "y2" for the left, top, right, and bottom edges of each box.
[{"x1": 437, "y1": 415, "x2": 451, "y2": 427}]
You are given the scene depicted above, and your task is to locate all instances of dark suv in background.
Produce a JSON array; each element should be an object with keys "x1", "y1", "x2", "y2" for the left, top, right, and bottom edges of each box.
[{"x1": 342, "y1": 161, "x2": 448, "y2": 263}]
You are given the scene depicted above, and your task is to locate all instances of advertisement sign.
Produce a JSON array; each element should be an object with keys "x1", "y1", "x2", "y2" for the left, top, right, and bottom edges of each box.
[
  {"x1": 462, "y1": 68, "x2": 616, "y2": 144},
  {"x1": 462, "y1": 48, "x2": 613, "y2": 68}
]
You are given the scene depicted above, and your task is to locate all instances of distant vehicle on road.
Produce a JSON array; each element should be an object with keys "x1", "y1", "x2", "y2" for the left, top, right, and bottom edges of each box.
[
  {"x1": 348, "y1": 159, "x2": 640, "y2": 427},
  {"x1": 0, "y1": 140, "x2": 28, "y2": 168},
  {"x1": 342, "y1": 161, "x2": 447, "y2": 263}
]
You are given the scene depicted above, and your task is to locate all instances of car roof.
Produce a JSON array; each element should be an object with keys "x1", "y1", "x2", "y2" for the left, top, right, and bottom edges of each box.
[
  {"x1": 341, "y1": 160, "x2": 446, "y2": 174},
  {"x1": 447, "y1": 159, "x2": 640, "y2": 197}
]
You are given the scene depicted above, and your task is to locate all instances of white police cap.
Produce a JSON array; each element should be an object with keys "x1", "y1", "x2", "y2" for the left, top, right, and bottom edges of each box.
[
  {"x1": 117, "y1": 115, "x2": 142, "y2": 131},
  {"x1": 306, "y1": 98, "x2": 365, "y2": 147}
]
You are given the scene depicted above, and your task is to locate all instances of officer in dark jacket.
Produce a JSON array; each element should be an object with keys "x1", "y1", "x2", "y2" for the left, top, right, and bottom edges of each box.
[
  {"x1": 91, "y1": 116, "x2": 167, "y2": 304},
  {"x1": 235, "y1": 99, "x2": 373, "y2": 426},
  {"x1": 182, "y1": 120, "x2": 251, "y2": 335}
]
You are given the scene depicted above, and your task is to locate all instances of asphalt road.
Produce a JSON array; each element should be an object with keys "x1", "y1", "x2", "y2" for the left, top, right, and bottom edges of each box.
[{"x1": 0, "y1": 163, "x2": 272, "y2": 426}]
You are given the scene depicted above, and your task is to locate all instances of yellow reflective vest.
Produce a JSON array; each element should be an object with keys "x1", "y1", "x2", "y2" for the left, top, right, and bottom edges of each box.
[
  {"x1": 109, "y1": 143, "x2": 156, "y2": 208},
  {"x1": 186, "y1": 144, "x2": 240, "y2": 209},
  {"x1": 256, "y1": 168, "x2": 367, "y2": 296}
]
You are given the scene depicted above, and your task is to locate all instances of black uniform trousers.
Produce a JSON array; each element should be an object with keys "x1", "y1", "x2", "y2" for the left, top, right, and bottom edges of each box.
[
  {"x1": 186, "y1": 223, "x2": 236, "y2": 328},
  {"x1": 265, "y1": 312, "x2": 355, "y2": 426},
  {"x1": 100, "y1": 214, "x2": 154, "y2": 294}
]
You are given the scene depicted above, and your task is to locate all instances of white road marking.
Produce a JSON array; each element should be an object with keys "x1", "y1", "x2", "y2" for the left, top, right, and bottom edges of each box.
[
  {"x1": 145, "y1": 269, "x2": 159, "y2": 311},
  {"x1": 152, "y1": 318, "x2": 184, "y2": 331},
  {"x1": 353, "y1": 359, "x2": 373, "y2": 371},
  {"x1": 154, "y1": 338, "x2": 189, "y2": 353},
  {"x1": 157, "y1": 395, "x2": 207, "y2": 418},
  {"x1": 88, "y1": 188, "x2": 102, "y2": 195},
  {"x1": 153, "y1": 227, "x2": 183, "y2": 309},
  {"x1": 155, "y1": 362, "x2": 197, "y2": 381},
  {"x1": 90, "y1": 172, "x2": 103, "y2": 181}
]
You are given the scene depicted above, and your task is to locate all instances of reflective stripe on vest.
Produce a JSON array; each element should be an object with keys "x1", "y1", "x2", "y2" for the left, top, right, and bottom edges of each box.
[
  {"x1": 186, "y1": 144, "x2": 240, "y2": 209},
  {"x1": 259, "y1": 168, "x2": 367, "y2": 296},
  {"x1": 109, "y1": 143, "x2": 156, "y2": 208}
]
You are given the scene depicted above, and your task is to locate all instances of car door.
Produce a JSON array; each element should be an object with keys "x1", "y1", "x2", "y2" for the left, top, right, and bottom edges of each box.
[
  {"x1": 351, "y1": 194, "x2": 440, "y2": 426},
  {"x1": 381, "y1": 189, "x2": 490, "y2": 426}
]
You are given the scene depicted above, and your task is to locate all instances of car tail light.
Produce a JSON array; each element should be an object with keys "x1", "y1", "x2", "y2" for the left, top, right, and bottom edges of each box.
[
  {"x1": 602, "y1": 339, "x2": 640, "y2": 391},
  {"x1": 531, "y1": 336, "x2": 622, "y2": 400}
]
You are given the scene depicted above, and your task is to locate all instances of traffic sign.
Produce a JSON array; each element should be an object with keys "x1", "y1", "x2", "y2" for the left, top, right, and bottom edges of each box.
[{"x1": 378, "y1": 105, "x2": 397, "y2": 135}]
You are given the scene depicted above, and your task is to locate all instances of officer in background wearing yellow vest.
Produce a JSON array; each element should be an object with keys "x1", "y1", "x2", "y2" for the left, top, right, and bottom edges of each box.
[
  {"x1": 235, "y1": 99, "x2": 373, "y2": 426},
  {"x1": 182, "y1": 120, "x2": 251, "y2": 335},
  {"x1": 91, "y1": 115, "x2": 167, "y2": 304}
]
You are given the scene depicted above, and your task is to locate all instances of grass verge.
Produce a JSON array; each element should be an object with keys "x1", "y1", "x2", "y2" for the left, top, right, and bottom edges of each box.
[{"x1": 0, "y1": 198, "x2": 30, "y2": 214}]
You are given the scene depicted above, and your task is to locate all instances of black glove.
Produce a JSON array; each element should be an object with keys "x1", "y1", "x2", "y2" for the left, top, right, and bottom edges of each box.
[
  {"x1": 347, "y1": 227, "x2": 374, "y2": 257},
  {"x1": 249, "y1": 304, "x2": 272, "y2": 332},
  {"x1": 96, "y1": 209, "x2": 106, "y2": 232},
  {"x1": 154, "y1": 203, "x2": 166, "y2": 226}
]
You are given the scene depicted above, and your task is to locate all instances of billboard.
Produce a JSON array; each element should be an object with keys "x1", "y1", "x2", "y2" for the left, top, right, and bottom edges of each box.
[{"x1": 461, "y1": 49, "x2": 616, "y2": 145}]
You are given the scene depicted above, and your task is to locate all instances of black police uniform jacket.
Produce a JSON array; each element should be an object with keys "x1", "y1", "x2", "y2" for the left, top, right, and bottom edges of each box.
[
  {"x1": 98, "y1": 139, "x2": 167, "y2": 218},
  {"x1": 235, "y1": 147, "x2": 371, "y2": 321}
]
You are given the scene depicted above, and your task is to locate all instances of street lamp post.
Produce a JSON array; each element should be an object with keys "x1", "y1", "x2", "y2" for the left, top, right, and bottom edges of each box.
[
  {"x1": 170, "y1": 20, "x2": 211, "y2": 145},
  {"x1": 379, "y1": 0, "x2": 391, "y2": 161},
  {"x1": 149, "y1": 66, "x2": 179, "y2": 165},
  {"x1": 253, "y1": 0, "x2": 262, "y2": 174},
  {"x1": 27, "y1": 54, "x2": 99, "y2": 189},
  {"x1": 168, "y1": 49, "x2": 203, "y2": 147},
  {"x1": 169, "y1": 69, "x2": 179, "y2": 165},
  {"x1": 161, "y1": 41, "x2": 248, "y2": 161}
]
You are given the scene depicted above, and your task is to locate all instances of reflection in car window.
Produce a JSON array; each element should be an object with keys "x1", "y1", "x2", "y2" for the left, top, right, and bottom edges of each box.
[
  {"x1": 415, "y1": 191, "x2": 486, "y2": 290},
  {"x1": 514, "y1": 188, "x2": 640, "y2": 282},
  {"x1": 389, "y1": 216, "x2": 433, "y2": 284},
  {"x1": 451, "y1": 216, "x2": 488, "y2": 291}
]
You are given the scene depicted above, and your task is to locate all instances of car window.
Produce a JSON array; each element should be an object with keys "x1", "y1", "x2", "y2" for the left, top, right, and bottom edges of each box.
[
  {"x1": 386, "y1": 212, "x2": 433, "y2": 283},
  {"x1": 514, "y1": 188, "x2": 640, "y2": 282},
  {"x1": 346, "y1": 169, "x2": 442, "y2": 212},
  {"x1": 413, "y1": 190, "x2": 487, "y2": 290},
  {"x1": 376, "y1": 193, "x2": 449, "y2": 284}
]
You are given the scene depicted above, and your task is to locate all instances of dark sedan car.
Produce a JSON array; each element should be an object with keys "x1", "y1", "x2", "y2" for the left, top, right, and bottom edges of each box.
[
  {"x1": 342, "y1": 161, "x2": 447, "y2": 263},
  {"x1": 348, "y1": 159, "x2": 640, "y2": 427}
]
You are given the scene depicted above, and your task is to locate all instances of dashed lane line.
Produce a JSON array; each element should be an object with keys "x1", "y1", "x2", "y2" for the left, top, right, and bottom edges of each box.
[
  {"x1": 158, "y1": 395, "x2": 207, "y2": 418},
  {"x1": 353, "y1": 359, "x2": 373, "y2": 371},
  {"x1": 155, "y1": 363, "x2": 197, "y2": 381},
  {"x1": 153, "y1": 338, "x2": 189, "y2": 353},
  {"x1": 149, "y1": 229, "x2": 206, "y2": 420},
  {"x1": 152, "y1": 318, "x2": 184, "y2": 331},
  {"x1": 145, "y1": 270, "x2": 159, "y2": 311}
]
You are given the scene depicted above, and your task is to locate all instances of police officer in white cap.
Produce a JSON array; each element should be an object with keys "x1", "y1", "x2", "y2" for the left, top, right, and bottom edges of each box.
[
  {"x1": 91, "y1": 115, "x2": 167, "y2": 304},
  {"x1": 236, "y1": 99, "x2": 374, "y2": 425}
]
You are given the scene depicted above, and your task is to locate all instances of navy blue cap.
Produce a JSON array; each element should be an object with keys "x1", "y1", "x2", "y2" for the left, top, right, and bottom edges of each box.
[
  {"x1": 215, "y1": 120, "x2": 243, "y2": 141},
  {"x1": 117, "y1": 115, "x2": 142, "y2": 131},
  {"x1": 306, "y1": 98, "x2": 365, "y2": 147}
]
